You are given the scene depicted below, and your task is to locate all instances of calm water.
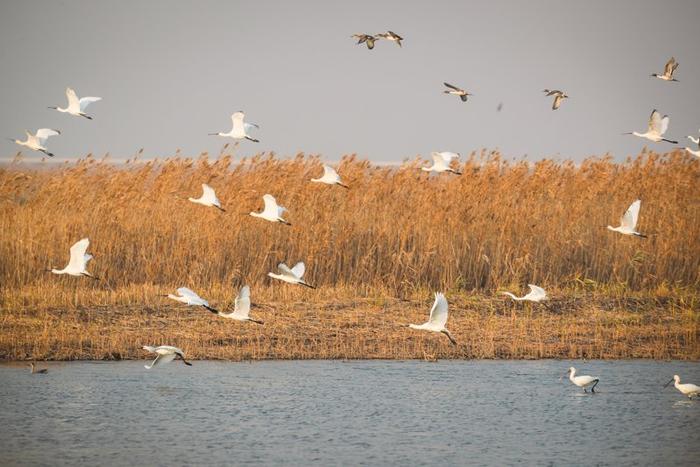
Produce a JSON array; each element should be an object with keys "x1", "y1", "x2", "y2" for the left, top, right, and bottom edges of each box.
[{"x1": 1, "y1": 360, "x2": 699, "y2": 466}]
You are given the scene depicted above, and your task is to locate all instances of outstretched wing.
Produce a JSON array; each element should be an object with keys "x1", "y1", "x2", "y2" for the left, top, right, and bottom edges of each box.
[
  {"x1": 428, "y1": 292, "x2": 448, "y2": 328},
  {"x1": 527, "y1": 284, "x2": 546, "y2": 300},
  {"x1": 431, "y1": 152, "x2": 447, "y2": 168},
  {"x1": 322, "y1": 164, "x2": 339, "y2": 180},
  {"x1": 648, "y1": 110, "x2": 663, "y2": 134},
  {"x1": 67, "y1": 238, "x2": 90, "y2": 271},
  {"x1": 201, "y1": 184, "x2": 217, "y2": 202},
  {"x1": 35, "y1": 129, "x2": 60, "y2": 145},
  {"x1": 664, "y1": 57, "x2": 677, "y2": 76},
  {"x1": 145, "y1": 352, "x2": 176, "y2": 369},
  {"x1": 79, "y1": 97, "x2": 101, "y2": 112},
  {"x1": 231, "y1": 112, "x2": 245, "y2": 132},
  {"x1": 437, "y1": 152, "x2": 459, "y2": 163},
  {"x1": 277, "y1": 263, "x2": 295, "y2": 277},
  {"x1": 620, "y1": 199, "x2": 641, "y2": 230},
  {"x1": 291, "y1": 262, "x2": 306, "y2": 279},
  {"x1": 443, "y1": 82, "x2": 462, "y2": 91},
  {"x1": 176, "y1": 287, "x2": 200, "y2": 300},
  {"x1": 65, "y1": 87, "x2": 80, "y2": 111},
  {"x1": 659, "y1": 115, "x2": 669, "y2": 136},
  {"x1": 234, "y1": 285, "x2": 251, "y2": 317}
]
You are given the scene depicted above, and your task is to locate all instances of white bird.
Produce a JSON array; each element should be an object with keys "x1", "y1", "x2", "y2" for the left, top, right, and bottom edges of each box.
[
  {"x1": 422, "y1": 152, "x2": 462, "y2": 175},
  {"x1": 651, "y1": 57, "x2": 679, "y2": 82},
  {"x1": 142, "y1": 345, "x2": 192, "y2": 369},
  {"x1": 501, "y1": 284, "x2": 548, "y2": 303},
  {"x1": 268, "y1": 262, "x2": 315, "y2": 288},
  {"x1": 49, "y1": 87, "x2": 101, "y2": 119},
  {"x1": 664, "y1": 375, "x2": 700, "y2": 399},
  {"x1": 188, "y1": 184, "x2": 225, "y2": 211},
  {"x1": 163, "y1": 287, "x2": 220, "y2": 313},
  {"x1": 407, "y1": 292, "x2": 457, "y2": 345},
  {"x1": 48, "y1": 238, "x2": 96, "y2": 279},
  {"x1": 311, "y1": 164, "x2": 349, "y2": 188},
  {"x1": 607, "y1": 199, "x2": 647, "y2": 238},
  {"x1": 10, "y1": 129, "x2": 60, "y2": 157},
  {"x1": 566, "y1": 367, "x2": 599, "y2": 393},
  {"x1": 250, "y1": 194, "x2": 291, "y2": 225},
  {"x1": 209, "y1": 111, "x2": 260, "y2": 142},
  {"x1": 543, "y1": 89, "x2": 568, "y2": 110},
  {"x1": 216, "y1": 285, "x2": 264, "y2": 324},
  {"x1": 684, "y1": 132, "x2": 700, "y2": 158},
  {"x1": 624, "y1": 109, "x2": 678, "y2": 144}
]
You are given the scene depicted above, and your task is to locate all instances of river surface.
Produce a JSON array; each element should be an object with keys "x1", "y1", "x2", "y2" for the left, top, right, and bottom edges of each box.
[{"x1": 0, "y1": 360, "x2": 699, "y2": 466}]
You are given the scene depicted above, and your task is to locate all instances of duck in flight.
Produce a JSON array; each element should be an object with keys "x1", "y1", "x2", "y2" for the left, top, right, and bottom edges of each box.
[
  {"x1": 375, "y1": 31, "x2": 403, "y2": 47},
  {"x1": 443, "y1": 82, "x2": 471, "y2": 102},
  {"x1": 651, "y1": 57, "x2": 679, "y2": 82},
  {"x1": 351, "y1": 34, "x2": 376, "y2": 50},
  {"x1": 543, "y1": 89, "x2": 568, "y2": 110}
]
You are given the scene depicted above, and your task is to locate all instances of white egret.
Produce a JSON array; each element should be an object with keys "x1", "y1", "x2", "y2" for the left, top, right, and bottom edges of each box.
[
  {"x1": 142, "y1": 345, "x2": 192, "y2": 369},
  {"x1": 209, "y1": 111, "x2": 259, "y2": 142},
  {"x1": 624, "y1": 109, "x2": 678, "y2": 144},
  {"x1": 48, "y1": 87, "x2": 101, "y2": 119},
  {"x1": 311, "y1": 164, "x2": 349, "y2": 188},
  {"x1": 189, "y1": 184, "x2": 225, "y2": 211},
  {"x1": 501, "y1": 284, "x2": 547, "y2": 303},
  {"x1": 216, "y1": 285, "x2": 264, "y2": 324},
  {"x1": 566, "y1": 367, "x2": 599, "y2": 393},
  {"x1": 375, "y1": 31, "x2": 403, "y2": 47},
  {"x1": 48, "y1": 238, "x2": 97, "y2": 279},
  {"x1": 664, "y1": 375, "x2": 700, "y2": 399},
  {"x1": 443, "y1": 82, "x2": 471, "y2": 102},
  {"x1": 651, "y1": 57, "x2": 679, "y2": 82},
  {"x1": 543, "y1": 89, "x2": 568, "y2": 110},
  {"x1": 250, "y1": 194, "x2": 291, "y2": 225},
  {"x1": 28, "y1": 363, "x2": 48, "y2": 374},
  {"x1": 268, "y1": 262, "x2": 315, "y2": 288},
  {"x1": 422, "y1": 152, "x2": 462, "y2": 175},
  {"x1": 10, "y1": 129, "x2": 60, "y2": 157},
  {"x1": 607, "y1": 199, "x2": 647, "y2": 238},
  {"x1": 163, "y1": 287, "x2": 220, "y2": 313},
  {"x1": 406, "y1": 292, "x2": 457, "y2": 345},
  {"x1": 351, "y1": 34, "x2": 376, "y2": 50}
]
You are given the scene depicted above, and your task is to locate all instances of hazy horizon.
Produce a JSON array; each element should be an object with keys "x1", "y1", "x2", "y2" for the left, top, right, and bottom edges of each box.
[{"x1": 1, "y1": 0, "x2": 699, "y2": 162}]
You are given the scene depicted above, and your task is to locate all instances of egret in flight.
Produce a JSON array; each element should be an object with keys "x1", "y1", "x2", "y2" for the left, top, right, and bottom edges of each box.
[
  {"x1": 501, "y1": 284, "x2": 548, "y2": 303},
  {"x1": 406, "y1": 292, "x2": 457, "y2": 345},
  {"x1": 48, "y1": 238, "x2": 96, "y2": 279},
  {"x1": 664, "y1": 375, "x2": 700, "y2": 399},
  {"x1": 624, "y1": 109, "x2": 678, "y2": 144},
  {"x1": 565, "y1": 367, "x2": 599, "y2": 393},
  {"x1": 209, "y1": 111, "x2": 260, "y2": 142},
  {"x1": 250, "y1": 194, "x2": 291, "y2": 225},
  {"x1": 607, "y1": 199, "x2": 647, "y2": 238},
  {"x1": 543, "y1": 89, "x2": 568, "y2": 110},
  {"x1": 443, "y1": 82, "x2": 471, "y2": 102},
  {"x1": 189, "y1": 184, "x2": 225, "y2": 211},
  {"x1": 351, "y1": 34, "x2": 376, "y2": 50},
  {"x1": 216, "y1": 285, "x2": 264, "y2": 324},
  {"x1": 311, "y1": 164, "x2": 349, "y2": 188},
  {"x1": 28, "y1": 363, "x2": 48, "y2": 374},
  {"x1": 651, "y1": 57, "x2": 679, "y2": 82},
  {"x1": 375, "y1": 31, "x2": 403, "y2": 47},
  {"x1": 163, "y1": 287, "x2": 219, "y2": 313},
  {"x1": 142, "y1": 345, "x2": 192, "y2": 369},
  {"x1": 422, "y1": 152, "x2": 462, "y2": 175},
  {"x1": 48, "y1": 87, "x2": 101, "y2": 119},
  {"x1": 10, "y1": 129, "x2": 60, "y2": 157},
  {"x1": 268, "y1": 262, "x2": 315, "y2": 288}
]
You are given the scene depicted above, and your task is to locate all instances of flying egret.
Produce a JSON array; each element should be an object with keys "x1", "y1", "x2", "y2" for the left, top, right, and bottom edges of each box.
[
  {"x1": 607, "y1": 199, "x2": 647, "y2": 238},
  {"x1": 664, "y1": 375, "x2": 700, "y2": 399},
  {"x1": 28, "y1": 363, "x2": 48, "y2": 374},
  {"x1": 351, "y1": 34, "x2": 376, "y2": 50},
  {"x1": 651, "y1": 57, "x2": 679, "y2": 82},
  {"x1": 48, "y1": 238, "x2": 97, "y2": 279},
  {"x1": 566, "y1": 367, "x2": 599, "y2": 393},
  {"x1": 10, "y1": 129, "x2": 60, "y2": 157},
  {"x1": 163, "y1": 287, "x2": 220, "y2": 313},
  {"x1": 406, "y1": 292, "x2": 457, "y2": 345},
  {"x1": 216, "y1": 285, "x2": 264, "y2": 324},
  {"x1": 422, "y1": 152, "x2": 462, "y2": 175},
  {"x1": 624, "y1": 109, "x2": 678, "y2": 144},
  {"x1": 684, "y1": 132, "x2": 700, "y2": 158},
  {"x1": 250, "y1": 194, "x2": 291, "y2": 225},
  {"x1": 311, "y1": 164, "x2": 349, "y2": 188},
  {"x1": 375, "y1": 31, "x2": 403, "y2": 47},
  {"x1": 142, "y1": 345, "x2": 192, "y2": 369},
  {"x1": 501, "y1": 284, "x2": 548, "y2": 303},
  {"x1": 268, "y1": 262, "x2": 315, "y2": 288},
  {"x1": 48, "y1": 87, "x2": 101, "y2": 119},
  {"x1": 543, "y1": 89, "x2": 568, "y2": 110},
  {"x1": 209, "y1": 111, "x2": 260, "y2": 142},
  {"x1": 443, "y1": 82, "x2": 471, "y2": 102},
  {"x1": 189, "y1": 184, "x2": 225, "y2": 211}
]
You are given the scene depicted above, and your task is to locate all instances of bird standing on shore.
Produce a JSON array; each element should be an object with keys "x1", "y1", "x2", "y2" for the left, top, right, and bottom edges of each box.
[
  {"x1": 48, "y1": 87, "x2": 101, "y2": 119},
  {"x1": 375, "y1": 31, "x2": 403, "y2": 47},
  {"x1": 209, "y1": 111, "x2": 260, "y2": 142},
  {"x1": 189, "y1": 184, "x2": 225, "y2": 211},
  {"x1": 607, "y1": 199, "x2": 646, "y2": 238},
  {"x1": 311, "y1": 164, "x2": 349, "y2": 188},
  {"x1": 422, "y1": 152, "x2": 462, "y2": 175},
  {"x1": 142, "y1": 345, "x2": 192, "y2": 369},
  {"x1": 216, "y1": 285, "x2": 264, "y2": 324},
  {"x1": 406, "y1": 292, "x2": 457, "y2": 345},
  {"x1": 48, "y1": 238, "x2": 97, "y2": 279},
  {"x1": 443, "y1": 82, "x2": 471, "y2": 102},
  {"x1": 543, "y1": 89, "x2": 568, "y2": 110},
  {"x1": 624, "y1": 109, "x2": 678, "y2": 144},
  {"x1": 10, "y1": 129, "x2": 60, "y2": 157},
  {"x1": 250, "y1": 194, "x2": 291, "y2": 225},
  {"x1": 565, "y1": 367, "x2": 599, "y2": 393},
  {"x1": 351, "y1": 34, "x2": 376, "y2": 49},
  {"x1": 268, "y1": 262, "x2": 315, "y2": 288},
  {"x1": 163, "y1": 287, "x2": 219, "y2": 313},
  {"x1": 664, "y1": 375, "x2": 700, "y2": 399},
  {"x1": 651, "y1": 57, "x2": 679, "y2": 82}
]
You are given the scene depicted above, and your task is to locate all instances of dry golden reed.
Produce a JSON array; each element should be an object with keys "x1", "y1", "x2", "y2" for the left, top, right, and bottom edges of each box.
[{"x1": 0, "y1": 149, "x2": 698, "y2": 360}]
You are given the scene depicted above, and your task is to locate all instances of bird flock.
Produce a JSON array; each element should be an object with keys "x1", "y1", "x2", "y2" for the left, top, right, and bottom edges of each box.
[{"x1": 12, "y1": 33, "x2": 697, "y2": 398}]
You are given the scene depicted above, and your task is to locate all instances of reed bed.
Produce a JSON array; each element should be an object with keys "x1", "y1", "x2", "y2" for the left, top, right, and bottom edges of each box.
[{"x1": 0, "y1": 149, "x2": 698, "y2": 360}]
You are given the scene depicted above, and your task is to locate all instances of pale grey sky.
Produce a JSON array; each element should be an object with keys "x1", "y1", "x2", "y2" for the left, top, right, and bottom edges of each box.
[{"x1": 1, "y1": 0, "x2": 699, "y2": 162}]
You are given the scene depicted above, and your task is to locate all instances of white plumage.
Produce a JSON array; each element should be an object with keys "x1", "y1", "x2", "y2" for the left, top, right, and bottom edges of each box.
[
  {"x1": 407, "y1": 292, "x2": 457, "y2": 345},
  {"x1": 607, "y1": 199, "x2": 646, "y2": 237},
  {"x1": 217, "y1": 285, "x2": 264, "y2": 324},
  {"x1": 422, "y1": 152, "x2": 462, "y2": 175},
  {"x1": 626, "y1": 109, "x2": 678, "y2": 144},
  {"x1": 142, "y1": 345, "x2": 192, "y2": 369},
  {"x1": 250, "y1": 194, "x2": 291, "y2": 225},
  {"x1": 165, "y1": 287, "x2": 219, "y2": 313},
  {"x1": 501, "y1": 284, "x2": 547, "y2": 303},
  {"x1": 11, "y1": 128, "x2": 60, "y2": 157},
  {"x1": 566, "y1": 367, "x2": 600, "y2": 393},
  {"x1": 209, "y1": 111, "x2": 260, "y2": 142},
  {"x1": 665, "y1": 375, "x2": 700, "y2": 399},
  {"x1": 188, "y1": 184, "x2": 225, "y2": 211},
  {"x1": 311, "y1": 165, "x2": 349, "y2": 188},
  {"x1": 49, "y1": 238, "x2": 96, "y2": 278},
  {"x1": 49, "y1": 87, "x2": 101, "y2": 119},
  {"x1": 268, "y1": 262, "x2": 315, "y2": 288}
]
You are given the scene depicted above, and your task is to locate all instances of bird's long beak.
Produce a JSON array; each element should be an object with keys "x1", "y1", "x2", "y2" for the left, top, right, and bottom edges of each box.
[
  {"x1": 7, "y1": 138, "x2": 16, "y2": 142},
  {"x1": 47, "y1": 106, "x2": 57, "y2": 110},
  {"x1": 621, "y1": 132, "x2": 633, "y2": 135},
  {"x1": 663, "y1": 378, "x2": 674, "y2": 388},
  {"x1": 207, "y1": 133, "x2": 218, "y2": 136}
]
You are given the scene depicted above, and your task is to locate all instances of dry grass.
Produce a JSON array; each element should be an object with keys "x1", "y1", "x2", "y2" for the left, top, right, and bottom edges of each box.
[{"x1": 0, "y1": 149, "x2": 698, "y2": 360}]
